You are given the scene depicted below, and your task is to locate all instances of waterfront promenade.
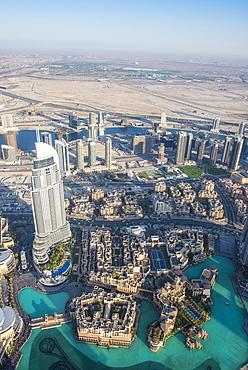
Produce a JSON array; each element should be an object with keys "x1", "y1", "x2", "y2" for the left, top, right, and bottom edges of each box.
[{"x1": 3, "y1": 270, "x2": 83, "y2": 370}]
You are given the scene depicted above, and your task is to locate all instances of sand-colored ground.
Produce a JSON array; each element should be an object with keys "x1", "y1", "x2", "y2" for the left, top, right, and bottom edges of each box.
[{"x1": 0, "y1": 55, "x2": 247, "y2": 131}]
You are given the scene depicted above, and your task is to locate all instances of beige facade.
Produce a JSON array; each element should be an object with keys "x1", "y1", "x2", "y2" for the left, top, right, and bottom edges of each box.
[{"x1": 70, "y1": 287, "x2": 136, "y2": 348}]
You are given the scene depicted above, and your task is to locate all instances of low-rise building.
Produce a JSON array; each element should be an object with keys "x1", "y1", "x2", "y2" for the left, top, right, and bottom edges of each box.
[
  {"x1": 154, "y1": 182, "x2": 166, "y2": 193},
  {"x1": 201, "y1": 180, "x2": 215, "y2": 192},
  {"x1": 234, "y1": 199, "x2": 247, "y2": 217},
  {"x1": 190, "y1": 266, "x2": 218, "y2": 303},
  {"x1": 208, "y1": 199, "x2": 224, "y2": 219},
  {"x1": 70, "y1": 287, "x2": 136, "y2": 348},
  {"x1": 0, "y1": 248, "x2": 16, "y2": 274},
  {"x1": 91, "y1": 188, "x2": 104, "y2": 201}
]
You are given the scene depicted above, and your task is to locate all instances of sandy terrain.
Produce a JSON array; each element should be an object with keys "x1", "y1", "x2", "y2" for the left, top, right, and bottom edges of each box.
[{"x1": 0, "y1": 55, "x2": 247, "y2": 132}]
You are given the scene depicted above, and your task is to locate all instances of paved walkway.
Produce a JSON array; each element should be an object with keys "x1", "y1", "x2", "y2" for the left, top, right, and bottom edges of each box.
[{"x1": 5, "y1": 271, "x2": 83, "y2": 370}]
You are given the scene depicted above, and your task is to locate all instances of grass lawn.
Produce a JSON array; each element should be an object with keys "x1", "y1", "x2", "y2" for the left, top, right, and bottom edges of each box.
[
  {"x1": 138, "y1": 171, "x2": 163, "y2": 180},
  {"x1": 208, "y1": 167, "x2": 230, "y2": 176},
  {"x1": 178, "y1": 165, "x2": 203, "y2": 179}
]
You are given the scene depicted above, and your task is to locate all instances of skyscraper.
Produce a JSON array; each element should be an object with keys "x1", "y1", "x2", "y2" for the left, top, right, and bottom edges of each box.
[
  {"x1": 132, "y1": 135, "x2": 153, "y2": 154},
  {"x1": 228, "y1": 137, "x2": 243, "y2": 171},
  {"x1": 88, "y1": 141, "x2": 96, "y2": 167},
  {"x1": 55, "y1": 138, "x2": 70, "y2": 175},
  {"x1": 238, "y1": 122, "x2": 246, "y2": 136},
  {"x1": 0, "y1": 114, "x2": 13, "y2": 129},
  {"x1": 69, "y1": 112, "x2": 78, "y2": 128},
  {"x1": 89, "y1": 113, "x2": 97, "y2": 140},
  {"x1": 105, "y1": 137, "x2": 112, "y2": 170},
  {"x1": 76, "y1": 140, "x2": 84, "y2": 170},
  {"x1": 41, "y1": 132, "x2": 53, "y2": 146},
  {"x1": 209, "y1": 143, "x2": 218, "y2": 167},
  {"x1": 1, "y1": 145, "x2": 16, "y2": 163},
  {"x1": 211, "y1": 117, "x2": 220, "y2": 133},
  {"x1": 98, "y1": 112, "x2": 105, "y2": 136},
  {"x1": 31, "y1": 142, "x2": 71, "y2": 265},
  {"x1": 175, "y1": 131, "x2": 187, "y2": 165},
  {"x1": 242, "y1": 136, "x2": 248, "y2": 156},
  {"x1": 160, "y1": 112, "x2": 167, "y2": 130},
  {"x1": 196, "y1": 140, "x2": 206, "y2": 166},
  {"x1": 185, "y1": 133, "x2": 193, "y2": 160},
  {"x1": 4, "y1": 131, "x2": 17, "y2": 149},
  {"x1": 222, "y1": 136, "x2": 232, "y2": 165},
  {"x1": 240, "y1": 216, "x2": 248, "y2": 265},
  {"x1": 158, "y1": 143, "x2": 165, "y2": 161}
]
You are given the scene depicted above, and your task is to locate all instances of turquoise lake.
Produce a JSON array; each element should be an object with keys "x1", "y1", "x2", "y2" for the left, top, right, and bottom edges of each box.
[{"x1": 17, "y1": 254, "x2": 248, "y2": 370}]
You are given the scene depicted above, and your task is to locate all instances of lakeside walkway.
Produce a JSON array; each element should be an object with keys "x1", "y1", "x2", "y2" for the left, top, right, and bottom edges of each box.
[{"x1": 3, "y1": 271, "x2": 83, "y2": 370}]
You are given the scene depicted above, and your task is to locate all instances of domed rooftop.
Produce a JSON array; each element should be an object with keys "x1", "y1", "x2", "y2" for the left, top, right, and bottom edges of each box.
[
  {"x1": 0, "y1": 306, "x2": 16, "y2": 334},
  {"x1": 0, "y1": 248, "x2": 11, "y2": 264}
]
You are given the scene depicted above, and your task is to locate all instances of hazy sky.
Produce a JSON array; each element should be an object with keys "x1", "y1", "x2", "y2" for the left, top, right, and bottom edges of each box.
[{"x1": 1, "y1": 0, "x2": 248, "y2": 58}]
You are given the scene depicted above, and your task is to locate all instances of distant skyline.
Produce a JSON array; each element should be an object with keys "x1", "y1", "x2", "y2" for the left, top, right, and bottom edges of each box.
[{"x1": 1, "y1": 0, "x2": 248, "y2": 59}]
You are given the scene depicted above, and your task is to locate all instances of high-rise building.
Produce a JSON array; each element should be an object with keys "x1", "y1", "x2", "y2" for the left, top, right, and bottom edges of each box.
[
  {"x1": 211, "y1": 117, "x2": 220, "y2": 133},
  {"x1": 222, "y1": 137, "x2": 232, "y2": 165},
  {"x1": 55, "y1": 138, "x2": 70, "y2": 175},
  {"x1": 1, "y1": 145, "x2": 16, "y2": 163},
  {"x1": 69, "y1": 112, "x2": 78, "y2": 128},
  {"x1": 4, "y1": 131, "x2": 17, "y2": 149},
  {"x1": 209, "y1": 143, "x2": 218, "y2": 167},
  {"x1": 89, "y1": 113, "x2": 97, "y2": 140},
  {"x1": 31, "y1": 142, "x2": 71, "y2": 265},
  {"x1": 76, "y1": 140, "x2": 84, "y2": 170},
  {"x1": 105, "y1": 137, "x2": 112, "y2": 170},
  {"x1": 228, "y1": 137, "x2": 243, "y2": 171},
  {"x1": 242, "y1": 136, "x2": 248, "y2": 156},
  {"x1": 196, "y1": 140, "x2": 206, "y2": 166},
  {"x1": 132, "y1": 135, "x2": 153, "y2": 154},
  {"x1": 88, "y1": 141, "x2": 96, "y2": 167},
  {"x1": 161, "y1": 112, "x2": 166, "y2": 125},
  {"x1": 175, "y1": 131, "x2": 187, "y2": 165},
  {"x1": 98, "y1": 112, "x2": 105, "y2": 136},
  {"x1": 0, "y1": 114, "x2": 13, "y2": 129},
  {"x1": 89, "y1": 112, "x2": 97, "y2": 126},
  {"x1": 158, "y1": 143, "x2": 165, "y2": 160},
  {"x1": 240, "y1": 216, "x2": 248, "y2": 265},
  {"x1": 160, "y1": 112, "x2": 167, "y2": 130},
  {"x1": 145, "y1": 136, "x2": 153, "y2": 153},
  {"x1": 41, "y1": 132, "x2": 53, "y2": 146},
  {"x1": 0, "y1": 217, "x2": 2, "y2": 245},
  {"x1": 238, "y1": 122, "x2": 246, "y2": 136},
  {"x1": 185, "y1": 133, "x2": 193, "y2": 160}
]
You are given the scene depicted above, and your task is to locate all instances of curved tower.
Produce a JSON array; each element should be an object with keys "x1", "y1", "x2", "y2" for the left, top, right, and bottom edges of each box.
[{"x1": 31, "y1": 142, "x2": 71, "y2": 265}]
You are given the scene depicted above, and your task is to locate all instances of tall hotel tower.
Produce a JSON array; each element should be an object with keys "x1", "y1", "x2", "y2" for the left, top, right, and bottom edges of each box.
[
  {"x1": 88, "y1": 141, "x2": 96, "y2": 167},
  {"x1": 89, "y1": 113, "x2": 97, "y2": 140},
  {"x1": 228, "y1": 137, "x2": 243, "y2": 171},
  {"x1": 1, "y1": 114, "x2": 14, "y2": 129},
  {"x1": 221, "y1": 137, "x2": 232, "y2": 165},
  {"x1": 55, "y1": 138, "x2": 70, "y2": 175},
  {"x1": 238, "y1": 122, "x2": 246, "y2": 136},
  {"x1": 31, "y1": 142, "x2": 71, "y2": 265},
  {"x1": 98, "y1": 112, "x2": 105, "y2": 136},
  {"x1": 209, "y1": 143, "x2": 218, "y2": 167},
  {"x1": 76, "y1": 140, "x2": 84, "y2": 170},
  {"x1": 211, "y1": 117, "x2": 220, "y2": 133},
  {"x1": 185, "y1": 133, "x2": 193, "y2": 160},
  {"x1": 196, "y1": 140, "x2": 206, "y2": 166},
  {"x1": 41, "y1": 132, "x2": 53, "y2": 146},
  {"x1": 105, "y1": 137, "x2": 112, "y2": 170},
  {"x1": 175, "y1": 132, "x2": 187, "y2": 165}
]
